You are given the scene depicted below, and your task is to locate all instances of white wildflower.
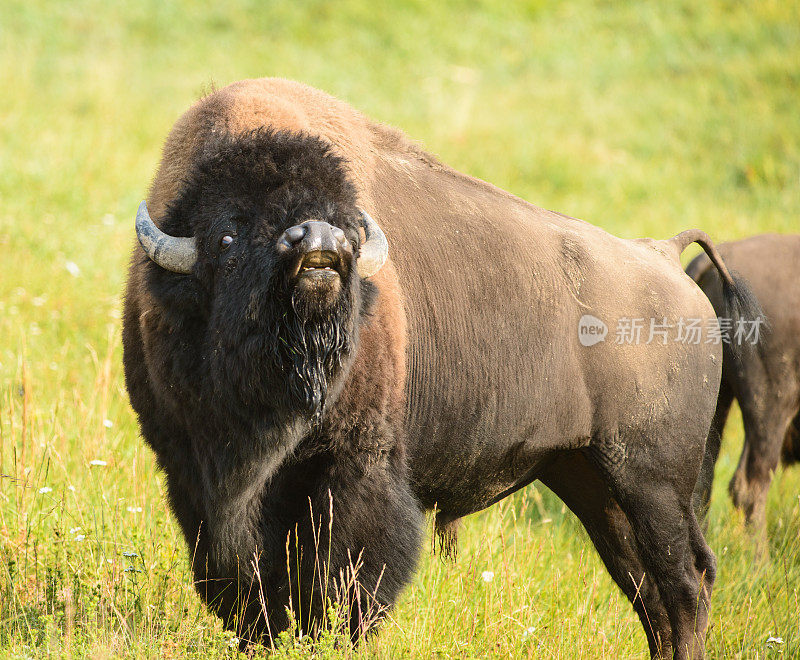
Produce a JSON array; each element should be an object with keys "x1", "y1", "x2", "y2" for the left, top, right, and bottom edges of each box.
[
  {"x1": 103, "y1": 419, "x2": 113, "y2": 428},
  {"x1": 89, "y1": 459, "x2": 107, "y2": 466},
  {"x1": 766, "y1": 636, "x2": 784, "y2": 646},
  {"x1": 522, "y1": 626, "x2": 536, "y2": 640},
  {"x1": 481, "y1": 571, "x2": 494, "y2": 582},
  {"x1": 75, "y1": 534, "x2": 85, "y2": 542},
  {"x1": 68, "y1": 485, "x2": 76, "y2": 492},
  {"x1": 38, "y1": 486, "x2": 52, "y2": 494},
  {"x1": 229, "y1": 636, "x2": 240, "y2": 648},
  {"x1": 69, "y1": 527, "x2": 81, "y2": 535},
  {"x1": 65, "y1": 261, "x2": 80, "y2": 277},
  {"x1": 127, "y1": 506, "x2": 143, "y2": 513}
]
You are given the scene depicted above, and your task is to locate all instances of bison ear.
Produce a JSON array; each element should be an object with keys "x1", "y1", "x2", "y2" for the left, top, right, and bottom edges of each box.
[
  {"x1": 357, "y1": 210, "x2": 388, "y2": 278},
  {"x1": 135, "y1": 201, "x2": 199, "y2": 274}
]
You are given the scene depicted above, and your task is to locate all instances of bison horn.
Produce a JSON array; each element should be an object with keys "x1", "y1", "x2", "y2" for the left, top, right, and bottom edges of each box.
[
  {"x1": 135, "y1": 201, "x2": 198, "y2": 274},
  {"x1": 357, "y1": 210, "x2": 388, "y2": 278}
]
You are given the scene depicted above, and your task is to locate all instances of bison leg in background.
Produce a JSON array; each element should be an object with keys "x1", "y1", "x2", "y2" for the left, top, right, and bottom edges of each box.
[
  {"x1": 541, "y1": 453, "x2": 673, "y2": 659},
  {"x1": 590, "y1": 431, "x2": 715, "y2": 660},
  {"x1": 693, "y1": 378, "x2": 734, "y2": 521},
  {"x1": 785, "y1": 412, "x2": 800, "y2": 465},
  {"x1": 729, "y1": 381, "x2": 800, "y2": 528}
]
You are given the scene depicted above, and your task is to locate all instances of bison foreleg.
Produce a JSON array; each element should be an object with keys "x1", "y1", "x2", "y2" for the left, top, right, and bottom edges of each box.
[{"x1": 280, "y1": 456, "x2": 424, "y2": 642}]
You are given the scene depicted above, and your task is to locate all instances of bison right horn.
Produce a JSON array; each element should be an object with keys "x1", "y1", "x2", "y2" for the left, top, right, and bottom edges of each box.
[
  {"x1": 357, "y1": 210, "x2": 388, "y2": 278},
  {"x1": 135, "y1": 201, "x2": 198, "y2": 274}
]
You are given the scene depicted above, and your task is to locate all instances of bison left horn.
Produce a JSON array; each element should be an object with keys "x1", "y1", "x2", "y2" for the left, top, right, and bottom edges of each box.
[
  {"x1": 135, "y1": 201, "x2": 198, "y2": 274},
  {"x1": 357, "y1": 210, "x2": 388, "y2": 278}
]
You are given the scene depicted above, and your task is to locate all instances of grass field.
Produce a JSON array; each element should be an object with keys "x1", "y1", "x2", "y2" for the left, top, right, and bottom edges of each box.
[{"x1": 1, "y1": 0, "x2": 799, "y2": 657}]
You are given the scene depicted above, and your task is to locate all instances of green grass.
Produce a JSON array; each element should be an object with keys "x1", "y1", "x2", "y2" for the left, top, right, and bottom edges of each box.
[{"x1": 1, "y1": 0, "x2": 799, "y2": 657}]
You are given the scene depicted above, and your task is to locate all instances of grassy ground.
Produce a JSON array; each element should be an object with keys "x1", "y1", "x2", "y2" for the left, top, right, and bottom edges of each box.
[{"x1": 1, "y1": 0, "x2": 799, "y2": 657}]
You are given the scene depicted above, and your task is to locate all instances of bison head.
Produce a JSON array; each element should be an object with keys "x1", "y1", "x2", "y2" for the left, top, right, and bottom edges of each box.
[{"x1": 135, "y1": 129, "x2": 386, "y2": 423}]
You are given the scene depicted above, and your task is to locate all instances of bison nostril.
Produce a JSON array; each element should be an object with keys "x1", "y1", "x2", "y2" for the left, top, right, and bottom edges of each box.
[
  {"x1": 278, "y1": 221, "x2": 350, "y2": 256},
  {"x1": 277, "y1": 225, "x2": 307, "y2": 252},
  {"x1": 285, "y1": 226, "x2": 306, "y2": 244}
]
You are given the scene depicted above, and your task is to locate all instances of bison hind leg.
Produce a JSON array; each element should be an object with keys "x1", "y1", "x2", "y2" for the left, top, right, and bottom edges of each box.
[
  {"x1": 590, "y1": 430, "x2": 715, "y2": 660},
  {"x1": 540, "y1": 452, "x2": 673, "y2": 659},
  {"x1": 729, "y1": 384, "x2": 799, "y2": 528}
]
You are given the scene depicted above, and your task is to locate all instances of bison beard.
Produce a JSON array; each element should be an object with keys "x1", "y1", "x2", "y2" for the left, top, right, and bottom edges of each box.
[{"x1": 281, "y1": 289, "x2": 353, "y2": 418}]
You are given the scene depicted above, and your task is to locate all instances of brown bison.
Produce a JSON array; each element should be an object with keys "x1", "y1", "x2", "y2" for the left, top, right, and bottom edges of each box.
[
  {"x1": 123, "y1": 78, "x2": 759, "y2": 659},
  {"x1": 689, "y1": 234, "x2": 799, "y2": 528}
]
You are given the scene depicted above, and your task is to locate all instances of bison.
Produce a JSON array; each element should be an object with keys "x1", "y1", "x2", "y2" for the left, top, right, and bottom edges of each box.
[
  {"x1": 123, "y1": 78, "x2": 759, "y2": 659},
  {"x1": 689, "y1": 234, "x2": 799, "y2": 528}
]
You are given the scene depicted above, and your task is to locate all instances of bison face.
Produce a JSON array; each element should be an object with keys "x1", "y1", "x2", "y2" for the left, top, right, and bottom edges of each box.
[{"x1": 136, "y1": 129, "x2": 385, "y2": 423}]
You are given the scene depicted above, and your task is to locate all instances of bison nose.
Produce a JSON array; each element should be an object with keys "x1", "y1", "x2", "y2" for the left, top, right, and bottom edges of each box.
[{"x1": 276, "y1": 221, "x2": 350, "y2": 255}]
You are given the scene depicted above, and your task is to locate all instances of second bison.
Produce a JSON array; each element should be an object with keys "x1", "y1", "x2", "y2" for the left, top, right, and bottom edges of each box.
[{"x1": 690, "y1": 233, "x2": 799, "y2": 528}]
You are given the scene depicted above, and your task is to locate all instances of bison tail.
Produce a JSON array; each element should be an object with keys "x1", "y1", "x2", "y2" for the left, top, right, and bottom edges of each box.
[{"x1": 669, "y1": 229, "x2": 767, "y2": 365}]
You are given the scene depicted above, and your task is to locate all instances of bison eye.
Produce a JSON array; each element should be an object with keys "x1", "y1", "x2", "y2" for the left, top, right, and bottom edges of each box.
[{"x1": 219, "y1": 235, "x2": 234, "y2": 250}]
